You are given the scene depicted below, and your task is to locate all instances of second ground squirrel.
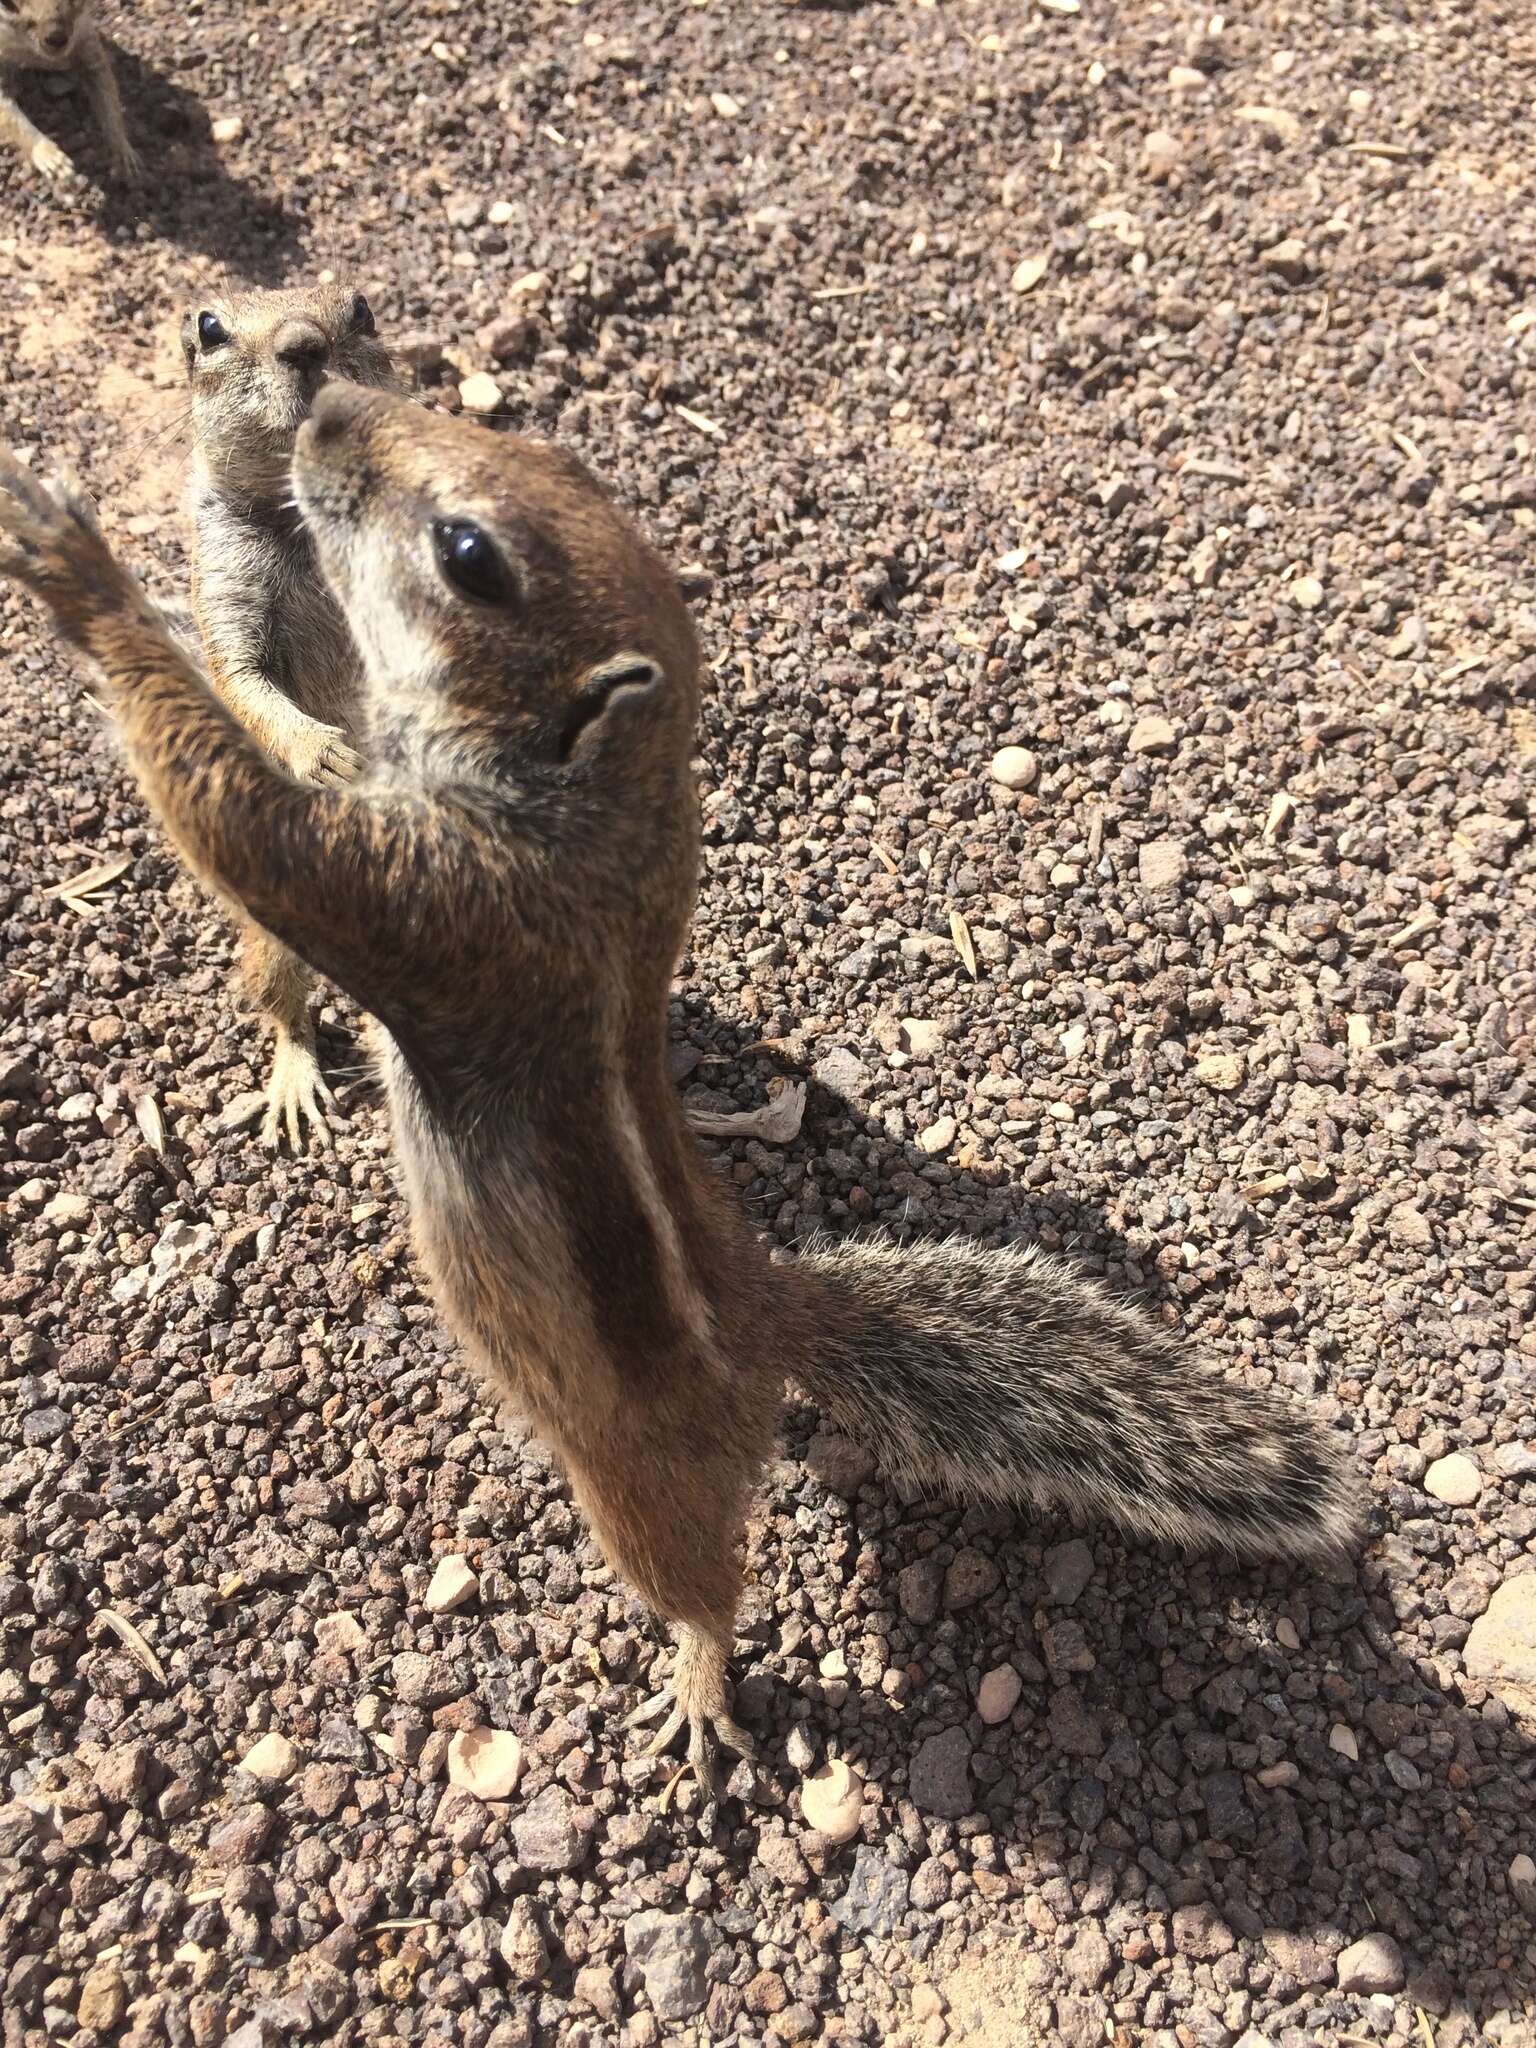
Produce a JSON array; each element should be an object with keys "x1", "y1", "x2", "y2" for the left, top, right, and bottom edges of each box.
[
  {"x1": 0, "y1": 0, "x2": 139, "y2": 183},
  {"x1": 0, "y1": 401, "x2": 1363, "y2": 1802},
  {"x1": 180, "y1": 281, "x2": 402, "y2": 1149}
]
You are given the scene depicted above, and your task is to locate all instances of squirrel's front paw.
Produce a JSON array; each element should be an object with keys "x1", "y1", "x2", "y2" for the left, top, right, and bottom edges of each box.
[
  {"x1": 30, "y1": 136, "x2": 78, "y2": 182},
  {"x1": 276, "y1": 711, "x2": 364, "y2": 789},
  {"x1": 113, "y1": 141, "x2": 145, "y2": 184},
  {"x1": 0, "y1": 449, "x2": 117, "y2": 599}
]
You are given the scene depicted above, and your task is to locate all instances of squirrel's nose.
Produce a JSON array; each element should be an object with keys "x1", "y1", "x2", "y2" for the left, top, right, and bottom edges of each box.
[
  {"x1": 42, "y1": 27, "x2": 71, "y2": 50},
  {"x1": 273, "y1": 320, "x2": 330, "y2": 373}
]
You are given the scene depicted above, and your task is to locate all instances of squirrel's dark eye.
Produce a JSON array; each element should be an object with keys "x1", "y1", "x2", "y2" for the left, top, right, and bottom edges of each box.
[
  {"x1": 351, "y1": 293, "x2": 375, "y2": 336},
  {"x1": 197, "y1": 312, "x2": 230, "y2": 351},
  {"x1": 432, "y1": 519, "x2": 511, "y2": 605}
]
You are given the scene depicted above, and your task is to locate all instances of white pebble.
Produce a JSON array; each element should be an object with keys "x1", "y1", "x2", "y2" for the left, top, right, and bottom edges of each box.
[
  {"x1": 800, "y1": 1759, "x2": 864, "y2": 1842},
  {"x1": 425, "y1": 1555, "x2": 480, "y2": 1614},
  {"x1": 1423, "y1": 1454, "x2": 1481, "y2": 1506},
  {"x1": 458, "y1": 372, "x2": 504, "y2": 414},
  {"x1": 447, "y1": 1728, "x2": 523, "y2": 1801},
  {"x1": 240, "y1": 1732, "x2": 297, "y2": 1783},
  {"x1": 989, "y1": 745, "x2": 1038, "y2": 791}
]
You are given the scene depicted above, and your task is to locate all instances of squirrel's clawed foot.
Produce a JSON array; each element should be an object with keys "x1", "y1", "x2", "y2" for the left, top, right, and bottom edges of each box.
[
  {"x1": 626, "y1": 1625, "x2": 757, "y2": 1804},
  {"x1": 268, "y1": 702, "x2": 364, "y2": 788},
  {"x1": 30, "y1": 136, "x2": 77, "y2": 182},
  {"x1": 261, "y1": 1034, "x2": 340, "y2": 1153}
]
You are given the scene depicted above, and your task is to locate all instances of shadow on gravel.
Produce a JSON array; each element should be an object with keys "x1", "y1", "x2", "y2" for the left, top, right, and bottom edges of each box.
[
  {"x1": 754, "y1": 1542, "x2": 1530, "y2": 2034},
  {"x1": 13, "y1": 44, "x2": 304, "y2": 281},
  {"x1": 689, "y1": 1053, "x2": 1531, "y2": 2036}
]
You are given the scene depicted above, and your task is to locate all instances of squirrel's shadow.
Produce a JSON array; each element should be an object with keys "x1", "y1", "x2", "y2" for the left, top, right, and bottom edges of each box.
[
  {"x1": 668, "y1": 1008, "x2": 1530, "y2": 2036},
  {"x1": 12, "y1": 43, "x2": 302, "y2": 281}
]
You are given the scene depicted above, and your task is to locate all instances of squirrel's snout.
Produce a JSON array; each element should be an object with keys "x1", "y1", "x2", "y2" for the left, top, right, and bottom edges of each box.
[
  {"x1": 42, "y1": 26, "x2": 72, "y2": 50},
  {"x1": 272, "y1": 320, "x2": 330, "y2": 375},
  {"x1": 307, "y1": 380, "x2": 369, "y2": 447}
]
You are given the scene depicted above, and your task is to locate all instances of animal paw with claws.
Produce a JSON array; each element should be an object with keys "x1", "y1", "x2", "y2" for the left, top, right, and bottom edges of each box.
[
  {"x1": 269, "y1": 703, "x2": 364, "y2": 789},
  {"x1": 30, "y1": 136, "x2": 76, "y2": 182},
  {"x1": 0, "y1": 447, "x2": 133, "y2": 643},
  {"x1": 260, "y1": 1034, "x2": 340, "y2": 1153},
  {"x1": 624, "y1": 1626, "x2": 756, "y2": 1805}
]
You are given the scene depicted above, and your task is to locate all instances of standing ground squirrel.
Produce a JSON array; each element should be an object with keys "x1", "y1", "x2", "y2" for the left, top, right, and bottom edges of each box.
[
  {"x1": 0, "y1": 402, "x2": 1363, "y2": 1799},
  {"x1": 0, "y1": 0, "x2": 139, "y2": 182},
  {"x1": 180, "y1": 281, "x2": 402, "y2": 1148}
]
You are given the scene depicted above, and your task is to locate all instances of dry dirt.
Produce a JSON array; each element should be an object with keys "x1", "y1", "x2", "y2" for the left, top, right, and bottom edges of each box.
[{"x1": 1, "y1": 3, "x2": 1534, "y2": 2047}]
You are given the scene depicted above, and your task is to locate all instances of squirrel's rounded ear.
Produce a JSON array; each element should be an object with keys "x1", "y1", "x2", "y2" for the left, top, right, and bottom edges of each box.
[
  {"x1": 560, "y1": 653, "x2": 665, "y2": 762},
  {"x1": 675, "y1": 564, "x2": 713, "y2": 603}
]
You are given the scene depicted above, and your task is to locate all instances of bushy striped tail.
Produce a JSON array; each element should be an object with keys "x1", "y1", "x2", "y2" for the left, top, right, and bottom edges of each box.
[{"x1": 783, "y1": 1236, "x2": 1362, "y2": 1562}]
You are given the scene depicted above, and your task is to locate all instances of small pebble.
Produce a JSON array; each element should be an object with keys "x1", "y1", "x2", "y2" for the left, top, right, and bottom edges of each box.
[
  {"x1": 1423, "y1": 1454, "x2": 1481, "y2": 1506},
  {"x1": 1142, "y1": 130, "x2": 1181, "y2": 182},
  {"x1": 916, "y1": 1115, "x2": 957, "y2": 1156},
  {"x1": 1262, "y1": 238, "x2": 1312, "y2": 283},
  {"x1": 1336, "y1": 1932, "x2": 1405, "y2": 1995},
  {"x1": 447, "y1": 1728, "x2": 523, "y2": 1801},
  {"x1": 989, "y1": 745, "x2": 1038, "y2": 790},
  {"x1": 458, "y1": 372, "x2": 504, "y2": 413},
  {"x1": 425, "y1": 1555, "x2": 480, "y2": 1613},
  {"x1": 240, "y1": 1732, "x2": 298, "y2": 1783},
  {"x1": 800, "y1": 1759, "x2": 863, "y2": 1842},
  {"x1": 976, "y1": 1664, "x2": 1023, "y2": 1724},
  {"x1": 1128, "y1": 713, "x2": 1177, "y2": 755}
]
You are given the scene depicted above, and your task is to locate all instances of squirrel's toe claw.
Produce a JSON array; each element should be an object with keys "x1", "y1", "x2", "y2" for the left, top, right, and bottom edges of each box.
[
  {"x1": 627, "y1": 1687, "x2": 755, "y2": 1804},
  {"x1": 259, "y1": 1041, "x2": 339, "y2": 1154}
]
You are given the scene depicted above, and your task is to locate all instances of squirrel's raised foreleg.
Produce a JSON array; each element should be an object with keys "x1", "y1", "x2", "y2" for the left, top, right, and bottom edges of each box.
[{"x1": 0, "y1": 451, "x2": 459, "y2": 1013}]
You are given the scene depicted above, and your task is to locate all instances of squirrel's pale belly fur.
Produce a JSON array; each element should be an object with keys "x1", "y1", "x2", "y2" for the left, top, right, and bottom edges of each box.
[{"x1": 0, "y1": 392, "x2": 1365, "y2": 1804}]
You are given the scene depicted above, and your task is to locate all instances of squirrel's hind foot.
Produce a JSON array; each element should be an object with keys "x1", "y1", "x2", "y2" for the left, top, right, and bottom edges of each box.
[
  {"x1": 260, "y1": 1035, "x2": 339, "y2": 1153},
  {"x1": 626, "y1": 1625, "x2": 756, "y2": 1801}
]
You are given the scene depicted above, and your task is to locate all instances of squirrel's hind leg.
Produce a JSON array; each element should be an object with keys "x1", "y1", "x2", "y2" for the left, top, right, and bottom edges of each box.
[
  {"x1": 237, "y1": 922, "x2": 338, "y2": 1153},
  {"x1": 565, "y1": 1424, "x2": 769, "y2": 1805}
]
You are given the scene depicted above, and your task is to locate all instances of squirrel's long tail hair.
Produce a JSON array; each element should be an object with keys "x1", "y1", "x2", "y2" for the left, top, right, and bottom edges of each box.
[{"x1": 782, "y1": 1235, "x2": 1362, "y2": 1562}]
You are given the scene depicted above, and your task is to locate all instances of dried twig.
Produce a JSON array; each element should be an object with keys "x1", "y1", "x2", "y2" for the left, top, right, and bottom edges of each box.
[
  {"x1": 687, "y1": 1079, "x2": 806, "y2": 1145},
  {"x1": 91, "y1": 1609, "x2": 167, "y2": 1687},
  {"x1": 43, "y1": 853, "x2": 132, "y2": 918}
]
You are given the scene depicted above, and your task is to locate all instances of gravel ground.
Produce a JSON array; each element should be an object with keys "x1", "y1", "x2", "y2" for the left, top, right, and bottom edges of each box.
[{"x1": 2, "y1": 1, "x2": 1535, "y2": 2044}]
